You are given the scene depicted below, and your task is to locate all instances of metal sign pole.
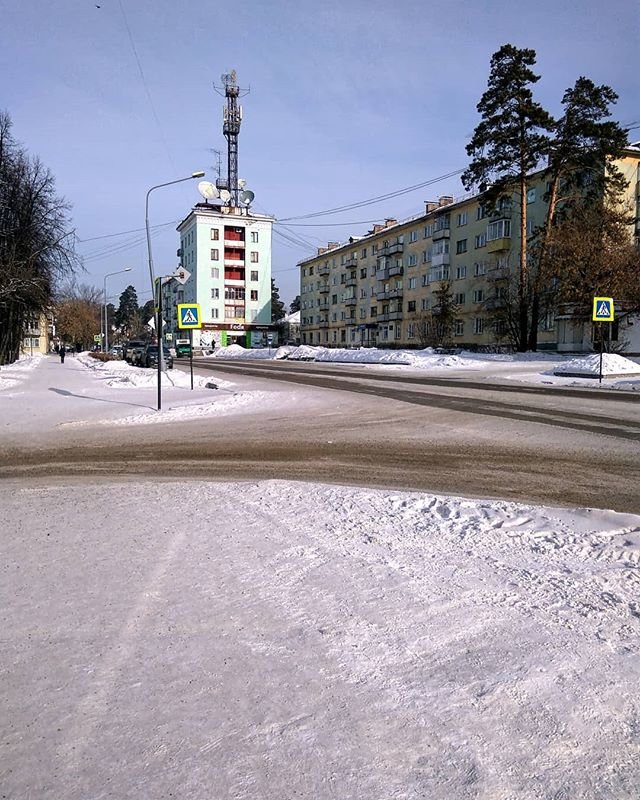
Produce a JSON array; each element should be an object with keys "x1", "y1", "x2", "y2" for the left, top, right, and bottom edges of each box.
[
  {"x1": 599, "y1": 322, "x2": 603, "y2": 385},
  {"x1": 189, "y1": 329, "x2": 194, "y2": 390},
  {"x1": 156, "y1": 279, "x2": 162, "y2": 411}
]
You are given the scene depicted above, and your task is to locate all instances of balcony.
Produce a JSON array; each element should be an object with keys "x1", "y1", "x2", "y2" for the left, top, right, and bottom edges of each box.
[
  {"x1": 318, "y1": 300, "x2": 330, "y2": 310},
  {"x1": 388, "y1": 288, "x2": 403, "y2": 299},
  {"x1": 345, "y1": 317, "x2": 357, "y2": 326},
  {"x1": 388, "y1": 311, "x2": 404, "y2": 321},
  {"x1": 377, "y1": 313, "x2": 390, "y2": 323},
  {"x1": 487, "y1": 266, "x2": 510, "y2": 281},
  {"x1": 431, "y1": 252, "x2": 450, "y2": 267},
  {"x1": 345, "y1": 276, "x2": 358, "y2": 287},
  {"x1": 318, "y1": 283, "x2": 330, "y2": 294},
  {"x1": 318, "y1": 264, "x2": 330, "y2": 276},
  {"x1": 344, "y1": 256, "x2": 358, "y2": 267},
  {"x1": 380, "y1": 242, "x2": 404, "y2": 256},
  {"x1": 487, "y1": 237, "x2": 511, "y2": 253},
  {"x1": 319, "y1": 319, "x2": 329, "y2": 329},
  {"x1": 388, "y1": 264, "x2": 404, "y2": 277},
  {"x1": 224, "y1": 238, "x2": 245, "y2": 248},
  {"x1": 432, "y1": 227, "x2": 450, "y2": 241},
  {"x1": 485, "y1": 297, "x2": 506, "y2": 310},
  {"x1": 344, "y1": 297, "x2": 357, "y2": 307}
]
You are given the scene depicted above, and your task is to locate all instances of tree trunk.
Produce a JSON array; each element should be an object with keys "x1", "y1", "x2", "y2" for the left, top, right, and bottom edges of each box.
[{"x1": 518, "y1": 172, "x2": 528, "y2": 351}]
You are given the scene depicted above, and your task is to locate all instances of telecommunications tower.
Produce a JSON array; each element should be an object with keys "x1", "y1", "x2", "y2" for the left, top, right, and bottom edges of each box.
[{"x1": 215, "y1": 70, "x2": 249, "y2": 207}]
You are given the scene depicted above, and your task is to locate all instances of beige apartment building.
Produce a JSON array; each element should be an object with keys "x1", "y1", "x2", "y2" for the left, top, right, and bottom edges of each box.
[{"x1": 299, "y1": 147, "x2": 640, "y2": 351}]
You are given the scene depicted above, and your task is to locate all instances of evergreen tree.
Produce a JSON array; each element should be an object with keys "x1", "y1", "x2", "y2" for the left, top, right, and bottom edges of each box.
[
  {"x1": 528, "y1": 77, "x2": 630, "y2": 348},
  {"x1": 270, "y1": 278, "x2": 285, "y2": 322},
  {"x1": 462, "y1": 44, "x2": 554, "y2": 351},
  {"x1": 114, "y1": 285, "x2": 139, "y2": 337},
  {"x1": 289, "y1": 295, "x2": 301, "y2": 313}
]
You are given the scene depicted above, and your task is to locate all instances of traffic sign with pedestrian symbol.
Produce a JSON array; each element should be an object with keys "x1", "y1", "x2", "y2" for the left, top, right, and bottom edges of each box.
[
  {"x1": 177, "y1": 303, "x2": 202, "y2": 329},
  {"x1": 592, "y1": 297, "x2": 614, "y2": 322}
]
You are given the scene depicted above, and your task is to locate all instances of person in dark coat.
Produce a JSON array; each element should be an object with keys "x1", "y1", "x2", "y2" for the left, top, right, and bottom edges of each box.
[{"x1": 59, "y1": 345, "x2": 66, "y2": 364}]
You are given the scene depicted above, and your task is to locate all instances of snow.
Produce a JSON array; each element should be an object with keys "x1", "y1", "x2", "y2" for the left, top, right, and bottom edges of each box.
[
  {"x1": 206, "y1": 344, "x2": 640, "y2": 390},
  {"x1": 2, "y1": 351, "x2": 640, "y2": 796}
]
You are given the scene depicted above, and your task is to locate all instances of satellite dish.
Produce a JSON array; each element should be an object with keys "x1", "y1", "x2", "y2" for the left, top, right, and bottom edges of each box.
[
  {"x1": 219, "y1": 189, "x2": 231, "y2": 203},
  {"x1": 240, "y1": 190, "x2": 255, "y2": 205},
  {"x1": 238, "y1": 178, "x2": 247, "y2": 189},
  {"x1": 197, "y1": 181, "x2": 218, "y2": 200}
]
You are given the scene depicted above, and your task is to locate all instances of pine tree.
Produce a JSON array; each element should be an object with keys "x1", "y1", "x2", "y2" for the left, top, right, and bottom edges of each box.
[
  {"x1": 462, "y1": 44, "x2": 554, "y2": 351},
  {"x1": 114, "y1": 285, "x2": 139, "y2": 337},
  {"x1": 528, "y1": 77, "x2": 630, "y2": 348},
  {"x1": 289, "y1": 295, "x2": 301, "y2": 314},
  {"x1": 270, "y1": 278, "x2": 285, "y2": 322}
]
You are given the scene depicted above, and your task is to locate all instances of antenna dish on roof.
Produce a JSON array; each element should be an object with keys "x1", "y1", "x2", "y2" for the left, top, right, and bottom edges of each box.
[
  {"x1": 219, "y1": 189, "x2": 231, "y2": 203},
  {"x1": 240, "y1": 189, "x2": 255, "y2": 206},
  {"x1": 197, "y1": 181, "x2": 219, "y2": 200},
  {"x1": 238, "y1": 178, "x2": 247, "y2": 189}
]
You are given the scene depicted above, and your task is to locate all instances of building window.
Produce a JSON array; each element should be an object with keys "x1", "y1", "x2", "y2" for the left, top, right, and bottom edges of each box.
[
  {"x1": 250, "y1": 251, "x2": 259, "y2": 263},
  {"x1": 475, "y1": 233, "x2": 487, "y2": 248},
  {"x1": 455, "y1": 265, "x2": 467, "y2": 280},
  {"x1": 456, "y1": 239, "x2": 468, "y2": 254},
  {"x1": 251, "y1": 231, "x2": 259, "y2": 242},
  {"x1": 476, "y1": 206, "x2": 487, "y2": 221},
  {"x1": 473, "y1": 289, "x2": 484, "y2": 303},
  {"x1": 211, "y1": 288, "x2": 219, "y2": 299},
  {"x1": 360, "y1": 307, "x2": 366, "y2": 319},
  {"x1": 211, "y1": 248, "x2": 219, "y2": 260},
  {"x1": 474, "y1": 262, "x2": 486, "y2": 276},
  {"x1": 250, "y1": 290, "x2": 258, "y2": 301},
  {"x1": 360, "y1": 287, "x2": 367, "y2": 298},
  {"x1": 474, "y1": 318, "x2": 485, "y2": 334},
  {"x1": 211, "y1": 308, "x2": 219, "y2": 319},
  {"x1": 370, "y1": 306, "x2": 377, "y2": 317},
  {"x1": 527, "y1": 188, "x2": 536, "y2": 203},
  {"x1": 407, "y1": 300, "x2": 416, "y2": 312},
  {"x1": 407, "y1": 323, "x2": 415, "y2": 339},
  {"x1": 211, "y1": 267, "x2": 220, "y2": 279},
  {"x1": 487, "y1": 219, "x2": 511, "y2": 241},
  {"x1": 457, "y1": 212, "x2": 468, "y2": 226},
  {"x1": 422, "y1": 249, "x2": 431, "y2": 263},
  {"x1": 407, "y1": 253, "x2": 417, "y2": 267},
  {"x1": 250, "y1": 270, "x2": 258, "y2": 281},
  {"x1": 421, "y1": 297, "x2": 430, "y2": 311},
  {"x1": 423, "y1": 224, "x2": 433, "y2": 238},
  {"x1": 361, "y1": 247, "x2": 367, "y2": 258},
  {"x1": 225, "y1": 305, "x2": 245, "y2": 319},
  {"x1": 408, "y1": 277, "x2": 417, "y2": 289},
  {"x1": 210, "y1": 229, "x2": 219, "y2": 240},
  {"x1": 410, "y1": 230, "x2": 418, "y2": 242},
  {"x1": 454, "y1": 292, "x2": 465, "y2": 305},
  {"x1": 455, "y1": 319, "x2": 464, "y2": 336},
  {"x1": 225, "y1": 287, "x2": 245, "y2": 300}
]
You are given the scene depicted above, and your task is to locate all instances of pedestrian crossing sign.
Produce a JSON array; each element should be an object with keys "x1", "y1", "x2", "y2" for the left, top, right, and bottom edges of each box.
[
  {"x1": 177, "y1": 303, "x2": 202, "y2": 329},
  {"x1": 592, "y1": 297, "x2": 614, "y2": 322}
]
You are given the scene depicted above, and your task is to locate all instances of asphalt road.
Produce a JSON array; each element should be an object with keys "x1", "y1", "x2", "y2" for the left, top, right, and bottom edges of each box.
[{"x1": 3, "y1": 358, "x2": 639, "y2": 513}]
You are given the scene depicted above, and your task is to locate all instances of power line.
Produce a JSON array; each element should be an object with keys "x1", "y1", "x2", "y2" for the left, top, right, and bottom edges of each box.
[
  {"x1": 77, "y1": 220, "x2": 177, "y2": 243},
  {"x1": 277, "y1": 168, "x2": 464, "y2": 221},
  {"x1": 117, "y1": 0, "x2": 175, "y2": 171}
]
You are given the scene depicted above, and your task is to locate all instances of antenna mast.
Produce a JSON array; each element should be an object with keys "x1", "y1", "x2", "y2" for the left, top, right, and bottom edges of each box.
[{"x1": 214, "y1": 70, "x2": 249, "y2": 207}]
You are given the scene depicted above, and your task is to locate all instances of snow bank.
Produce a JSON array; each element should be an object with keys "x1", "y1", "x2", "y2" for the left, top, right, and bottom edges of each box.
[
  {"x1": 77, "y1": 352, "x2": 230, "y2": 390},
  {"x1": 550, "y1": 352, "x2": 640, "y2": 377},
  {"x1": 0, "y1": 353, "x2": 43, "y2": 390}
]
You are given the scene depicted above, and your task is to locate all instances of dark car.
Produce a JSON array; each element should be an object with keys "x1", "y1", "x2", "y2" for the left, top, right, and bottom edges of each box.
[
  {"x1": 123, "y1": 340, "x2": 146, "y2": 365},
  {"x1": 140, "y1": 344, "x2": 174, "y2": 369}
]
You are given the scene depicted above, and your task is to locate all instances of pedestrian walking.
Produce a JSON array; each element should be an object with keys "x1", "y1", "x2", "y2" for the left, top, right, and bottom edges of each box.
[{"x1": 60, "y1": 345, "x2": 66, "y2": 364}]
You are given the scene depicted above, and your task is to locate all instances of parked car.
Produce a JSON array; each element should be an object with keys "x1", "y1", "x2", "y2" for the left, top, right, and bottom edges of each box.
[
  {"x1": 110, "y1": 345, "x2": 123, "y2": 359},
  {"x1": 140, "y1": 344, "x2": 174, "y2": 369},
  {"x1": 123, "y1": 340, "x2": 146, "y2": 365}
]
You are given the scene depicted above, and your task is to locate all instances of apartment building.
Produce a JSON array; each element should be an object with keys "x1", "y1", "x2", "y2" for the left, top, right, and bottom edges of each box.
[
  {"x1": 164, "y1": 202, "x2": 274, "y2": 349},
  {"x1": 299, "y1": 147, "x2": 640, "y2": 351}
]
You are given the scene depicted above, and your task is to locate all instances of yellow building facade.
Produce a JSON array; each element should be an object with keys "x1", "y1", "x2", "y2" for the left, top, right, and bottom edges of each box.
[{"x1": 299, "y1": 148, "x2": 640, "y2": 351}]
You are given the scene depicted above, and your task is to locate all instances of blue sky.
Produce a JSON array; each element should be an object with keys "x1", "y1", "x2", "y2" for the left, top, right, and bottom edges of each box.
[{"x1": 2, "y1": 0, "x2": 638, "y2": 308}]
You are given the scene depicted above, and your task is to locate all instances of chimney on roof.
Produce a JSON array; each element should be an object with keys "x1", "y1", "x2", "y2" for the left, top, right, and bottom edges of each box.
[
  {"x1": 384, "y1": 218, "x2": 397, "y2": 227},
  {"x1": 438, "y1": 196, "x2": 454, "y2": 207},
  {"x1": 425, "y1": 201, "x2": 439, "y2": 213},
  {"x1": 372, "y1": 224, "x2": 384, "y2": 233},
  {"x1": 317, "y1": 247, "x2": 328, "y2": 255},
  {"x1": 327, "y1": 241, "x2": 339, "y2": 249}
]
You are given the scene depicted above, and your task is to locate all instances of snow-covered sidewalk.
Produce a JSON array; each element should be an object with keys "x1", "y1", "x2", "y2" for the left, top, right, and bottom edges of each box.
[{"x1": 1, "y1": 479, "x2": 639, "y2": 799}]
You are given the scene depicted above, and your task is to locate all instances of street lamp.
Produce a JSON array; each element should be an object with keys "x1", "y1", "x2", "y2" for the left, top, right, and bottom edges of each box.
[
  {"x1": 145, "y1": 171, "x2": 205, "y2": 411},
  {"x1": 103, "y1": 268, "x2": 132, "y2": 352}
]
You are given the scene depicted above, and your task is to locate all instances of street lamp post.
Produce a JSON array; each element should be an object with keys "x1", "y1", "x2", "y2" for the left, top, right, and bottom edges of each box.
[
  {"x1": 103, "y1": 268, "x2": 132, "y2": 352},
  {"x1": 145, "y1": 171, "x2": 205, "y2": 411}
]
